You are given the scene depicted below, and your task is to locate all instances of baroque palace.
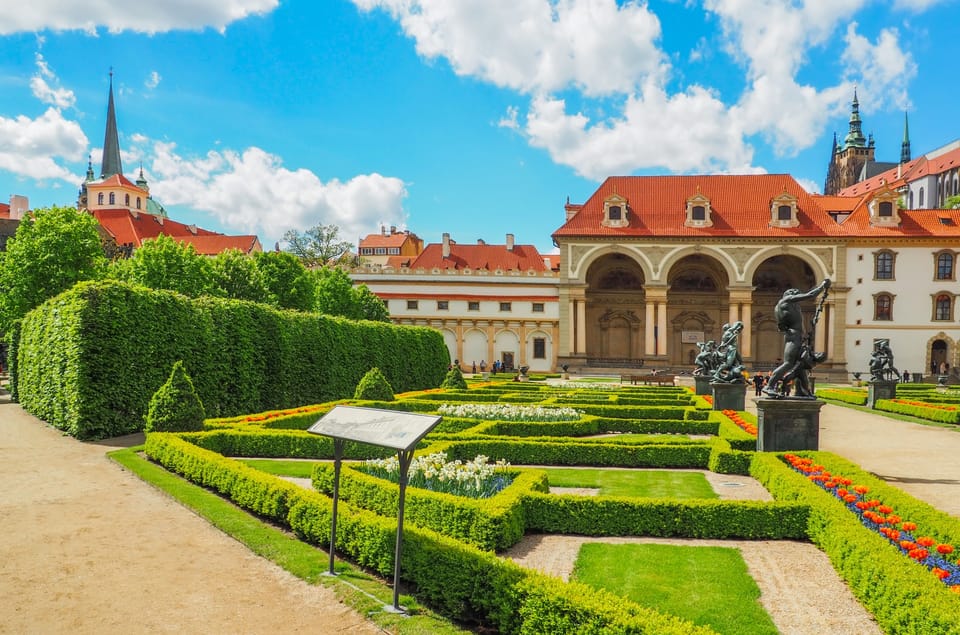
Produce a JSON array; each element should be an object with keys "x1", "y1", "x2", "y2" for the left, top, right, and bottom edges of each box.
[{"x1": 354, "y1": 94, "x2": 960, "y2": 381}]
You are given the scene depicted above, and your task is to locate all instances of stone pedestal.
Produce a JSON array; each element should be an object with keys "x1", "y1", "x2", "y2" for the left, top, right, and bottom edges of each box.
[
  {"x1": 694, "y1": 375, "x2": 712, "y2": 395},
  {"x1": 867, "y1": 380, "x2": 897, "y2": 408},
  {"x1": 755, "y1": 398, "x2": 824, "y2": 451},
  {"x1": 710, "y1": 382, "x2": 746, "y2": 411}
]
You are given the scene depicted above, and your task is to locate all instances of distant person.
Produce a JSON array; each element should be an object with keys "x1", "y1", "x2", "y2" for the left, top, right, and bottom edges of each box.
[
  {"x1": 480, "y1": 360, "x2": 486, "y2": 373},
  {"x1": 472, "y1": 361, "x2": 477, "y2": 374},
  {"x1": 753, "y1": 372, "x2": 765, "y2": 397}
]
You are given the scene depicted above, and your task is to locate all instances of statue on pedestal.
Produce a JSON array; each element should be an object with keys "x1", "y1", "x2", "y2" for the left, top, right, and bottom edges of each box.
[
  {"x1": 693, "y1": 340, "x2": 717, "y2": 376},
  {"x1": 869, "y1": 339, "x2": 900, "y2": 382},
  {"x1": 762, "y1": 279, "x2": 831, "y2": 399},
  {"x1": 712, "y1": 321, "x2": 746, "y2": 383}
]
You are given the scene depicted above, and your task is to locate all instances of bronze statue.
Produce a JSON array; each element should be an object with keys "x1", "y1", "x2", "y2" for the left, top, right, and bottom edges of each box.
[
  {"x1": 762, "y1": 279, "x2": 831, "y2": 398},
  {"x1": 869, "y1": 339, "x2": 900, "y2": 382},
  {"x1": 693, "y1": 340, "x2": 717, "y2": 376},
  {"x1": 712, "y1": 321, "x2": 746, "y2": 383}
]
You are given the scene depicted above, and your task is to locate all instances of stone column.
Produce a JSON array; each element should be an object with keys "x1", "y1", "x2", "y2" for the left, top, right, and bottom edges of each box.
[
  {"x1": 740, "y1": 302, "x2": 753, "y2": 358},
  {"x1": 645, "y1": 301, "x2": 656, "y2": 356},
  {"x1": 576, "y1": 296, "x2": 587, "y2": 355}
]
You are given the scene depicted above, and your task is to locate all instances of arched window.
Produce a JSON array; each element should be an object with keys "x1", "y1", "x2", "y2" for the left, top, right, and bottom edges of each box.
[
  {"x1": 108, "y1": 192, "x2": 115, "y2": 205},
  {"x1": 124, "y1": 193, "x2": 130, "y2": 206},
  {"x1": 878, "y1": 201, "x2": 894, "y2": 217},
  {"x1": 874, "y1": 294, "x2": 892, "y2": 321},
  {"x1": 874, "y1": 251, "x2": 894, "y2": 280},
  {"x1": 919, "y1": 187, "x2": 925, "y2": 208},
  {"x1": 935, "y1": 294, "x2": 952, "y2": 321},
  {"x1": 909, "y1": 191, "x2": 914, "y2": 209},
  {"x1": 136, "y1": 197, "x2": 141, "y2": 209},
  {"x1": 97, "y1": 193, "x2": 104, "y2": 205},
  {"x1": 937, "y1": 253, "x2": 954, "y2": 280}
]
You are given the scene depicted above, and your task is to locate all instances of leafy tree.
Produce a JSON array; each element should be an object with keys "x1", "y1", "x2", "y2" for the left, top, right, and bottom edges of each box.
[
  {"x1": 0, "y1": 205, "x2": 106, "y2": 332},
  {"x1": 145, "y1": 360, "x2": 205, "y2": 432},
  {"x1": 353, "y1": 284, "x2": 390, "y2": 322},
  {"x1": 210, "y1": 248, "x2": 270, "y2": 302},
  {"x1": 253, "y1": 251, "x2": 315, "y2": 311},
  {"x1": 354, "y1": 367, "x2": 395, "y2": 401},
  {"x1": 945, "y1": 194, "x2": 960, "y2": 210},
  {"x1": 314, "y1": 266, "x2": 358, "y2": 317},
  {"x1": 115, "y1": 234, "x2": 214, "y2": 297},
  {"x1": 282, "y1": 223, "x2": 354, "y2": 267}
]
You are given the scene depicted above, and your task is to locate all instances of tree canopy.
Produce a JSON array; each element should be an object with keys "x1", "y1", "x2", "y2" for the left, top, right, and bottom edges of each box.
[
  {"x1": 109, "y1": 234, "x2": 214, "y2": 297},
  {"x1": 0, "y1": 206, "x2": 106, "y2": 333},
  {"x1": 282, "y1": 223, "x2": 354, "y2": 267}
]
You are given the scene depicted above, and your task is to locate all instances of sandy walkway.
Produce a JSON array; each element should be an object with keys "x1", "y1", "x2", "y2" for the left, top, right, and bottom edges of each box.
[{"x1": 0, "y1": 393, "x2": 380, "y2": 635}]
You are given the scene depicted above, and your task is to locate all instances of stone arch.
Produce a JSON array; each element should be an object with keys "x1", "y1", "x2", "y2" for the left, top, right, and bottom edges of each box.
[
  {"x1": 670, "y1": 310, "x2": 718, "y2": 368},
  {"x1": 462, "y1": 328, "x2": 488, "y2": 370},
  {"x1": 664, "y1": 254, "x2": 730, "y2": 366},
  {"x1": 744, "y1": 246, "x2": 830, "y2": 284},
  {"x1": 583, "y1": 254, "x2": 647, "y2": 362},
  {"x1": 525, "y1": 329, "x2": 553, "y2": 372},
  {"x1": 440, "y1": 328, "x2": 457, "y2": 366},
  {"x1": 927, "y1": 332, "x2": 954, "y2": 376},
  {"x1": 749, "y1": 254, "x2": 819, "y2": 365},
  {"x1": 658, "y1": 246, "x2": 737, "y2": 286},
  {"x1": 571, "y1": 245, "x2": 652, "y2": 283},
  {"x1": 494, "y1": 329, "x2": 521, "y2": 371}
]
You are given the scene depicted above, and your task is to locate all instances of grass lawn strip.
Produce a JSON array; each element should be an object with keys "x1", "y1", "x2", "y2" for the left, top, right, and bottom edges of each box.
[
  {"x1": 542, "y1": 467, "x2": 718, "y2": 499},
  {"x1": 109, "y1": 447, "x2": 468, "y2": 635},
  {"x1": 572, "y1": 542, "x2": 778, "y2": 635}
]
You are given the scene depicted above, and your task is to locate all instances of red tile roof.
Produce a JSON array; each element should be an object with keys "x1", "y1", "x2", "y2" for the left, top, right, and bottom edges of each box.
[
  {"x1": 812, "y1": 195, "x2": 861, "y2": 213},
  {"x1": 834, "y1": 206, "x2": 960, "y2": 238},
  {"x1": 553, "y1": 174, "x2": 845, "y2": 239},
  {"x1": 837, "y1": 146, "x2": 960, "y2": 198},
  {"x1": 410, "y1": 243, "x2": 549, "y2": 271},
  {"x1": 92, "y1": 209, "x2": 260, "y2": 254},
  {"x1": 89, "y1": 174, "x2": 141, "y2": 189},
  {"x1": 360, "y1": 232, "x2": 414, "y2": 248},
  {"x1": 0, "y1": 203, "x2": 9, "y2": 219}
]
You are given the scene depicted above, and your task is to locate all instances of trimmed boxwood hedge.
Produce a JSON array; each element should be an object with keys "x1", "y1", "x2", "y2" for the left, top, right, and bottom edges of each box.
[
  {"x1": 875, "y1": 398, "x2": 960, "y2": 424},
  {"x1": 13, "y1": 281, "x2": 448, "y2": 439}
]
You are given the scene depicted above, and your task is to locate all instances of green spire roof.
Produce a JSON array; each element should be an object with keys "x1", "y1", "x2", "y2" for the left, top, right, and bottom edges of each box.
[
  {"x1": 901, "y1": 111, "x2": 911, "y2": 164},
  {"x1": 100, "y1": 71, "x2": 123, "y2": 179},
  {"x1": 843, "y1": 87, "x2": 867, "y2": 149}
]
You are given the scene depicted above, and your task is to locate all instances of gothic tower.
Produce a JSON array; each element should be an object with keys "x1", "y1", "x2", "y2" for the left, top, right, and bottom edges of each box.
[{"x1": 824, "y1": 89, "x2": 876, "y2": 194}]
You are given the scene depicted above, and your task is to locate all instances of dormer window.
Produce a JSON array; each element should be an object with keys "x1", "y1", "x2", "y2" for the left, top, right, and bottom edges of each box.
[
  {"x1": 868, "y1": 188, "x2": 902, "y2": 227},
  {"x1": 684, "y1": 190, "x2": 713, "y2": 228},
  {"x1": 602, "y1": 194, "x2": 629, "y2": 228},
  {"x1": 769, "y1": 190, "x2": 800, "y2": 228}
]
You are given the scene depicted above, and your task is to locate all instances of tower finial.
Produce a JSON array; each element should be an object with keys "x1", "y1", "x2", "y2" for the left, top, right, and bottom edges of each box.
[
  {"x1": 900, "y1": 111, "x2": 911, "y2": 164},
  {"x1": 100, "y1": 69, "x2": 123, "y2": 179}
]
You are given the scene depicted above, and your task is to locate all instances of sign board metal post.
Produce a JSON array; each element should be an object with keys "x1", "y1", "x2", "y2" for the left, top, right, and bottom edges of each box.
[{"x1": 307, "y1": 406, "x2": 442, "y2": 615}]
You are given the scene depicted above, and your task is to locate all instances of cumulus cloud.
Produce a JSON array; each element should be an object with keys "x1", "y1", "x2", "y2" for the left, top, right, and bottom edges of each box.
[
  {"x1": 143, "y1": 141, "x2": 407, "y2": 243},
  {"x1": 0, "y1": 108, "x2": 88, "y2": 181},
  {"x1": 30, "y1": 53, "x2": 75, "y2": 109},
  {"x1": 353, "y1": 0, "x2": 667, "y2": 96},
  {"x1": 0, "y1": 0, "x2": 279, "y2": 35},
  {"x1": 842, "y1": 24, "x2": 916, "y2": 111}
]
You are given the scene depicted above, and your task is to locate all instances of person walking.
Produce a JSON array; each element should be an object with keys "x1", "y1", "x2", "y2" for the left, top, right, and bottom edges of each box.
[{"x1": 753, "y1": 372, "x2": 765, "y2": 397}]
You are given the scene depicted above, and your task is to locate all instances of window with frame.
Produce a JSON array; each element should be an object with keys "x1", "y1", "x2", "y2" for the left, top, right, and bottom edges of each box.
[
  {"x1": 691, "y1": 205, "x2": 706, "y2": 221},
  {"x1": 602, "y1": 194, "x2": 629, "y2": 228},
  {"x1": 468, "y1": 301, "x2": 480, "y2": 311},
  {"x1": 936, "y1": 252, "x2": 954, "y2": 280},
  {"x1": 878, "y1": 201, "x2": 894, "y2": 217},
  {"x1": 406, "y1": 300, "x2": 419, "y2": 310},
  {"x1": 500, "y1": 302, "x2": 512, "y2": 312},
  {"x1": 874, "y1": 251, "x2": 895, "y2": 280},
  {"x1": 777, "y1": 204, "x2": 792, "y2": 221},
  {"x1": 920, "y1": 187, "x2": 925, "y2": 207},
  {"x1": 388, "y1": 247, "x2": 400, "y2": 255},
  {"x1": 97, "y1": 193, "x2": 104, "y2": 205},
  {"x1": 533, "y1": 337, "x2": 546, "y2": 359},
  {"x1": 437, "y1": 300, "x2": 449, "y2": 311},
  {"x1": 874, "y1": 294, "x2": 893, "y2": 321},
  {"x1": 136, "y1": 197, "x2": 141, "y2": 209},
  {"x1": 935, "y1": 294, "x2": 952, "y2": 321},
  {"x1": 375, "y1": 247, "x2": 387, "y2": 255},
  {"x1": 124, "y1": 193, "x2": 130, "y2": 206},
  {"x1": 109, "y1": 192, "x2": 115, "y2": 205},
  {"x1": 608, "y1": 205, "x2": 622, "y2": 221},
  {"x1": 532, "y1": 302, "x2": 544, "y2": 313}
]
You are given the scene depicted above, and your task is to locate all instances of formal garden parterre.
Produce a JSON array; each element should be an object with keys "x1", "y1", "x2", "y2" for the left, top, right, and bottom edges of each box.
[{"x1": 8, "y1": 283, "x2": 960, "y2": 633}]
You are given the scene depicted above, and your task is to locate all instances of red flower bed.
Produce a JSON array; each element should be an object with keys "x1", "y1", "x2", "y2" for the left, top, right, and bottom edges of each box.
[
  {"x1": 722, "y1": 409, "x2": 757, "y2": 436},
  {"x1": 783, "y1": 454, "x2": 960, "y2": 593},
  {"x1": 891, "y1": 399, "x2": 958, "y2": 411}
]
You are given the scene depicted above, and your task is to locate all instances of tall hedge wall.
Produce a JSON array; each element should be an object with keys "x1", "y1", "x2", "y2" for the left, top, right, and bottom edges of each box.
[{"x1": 15, "y1": 281, "x2": 448, "y2": 439}]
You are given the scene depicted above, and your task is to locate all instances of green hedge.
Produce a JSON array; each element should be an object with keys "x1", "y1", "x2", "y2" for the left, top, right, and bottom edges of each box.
[
  {"x1": 752, "y1": 453, "x2": 960, "y2": 633},
  {"x1": 875, "y1": 399, "x2": 960, "y2": 424},
  {"x1": 313, "y1": 464, "x2": 546, "y2": 551},
  {"x1": 441, "y1": 439, "x2": 712, "y2": 468},
  {"x1": 816, "y1": 388, "x2": 868, "y2": 406},
  {"x1": 181, "y1": 429, "x2": 396, "y2": 459},
  {"x1": 5, "y1": 319, "x2": 21, "y2": 402},
  {"x1": 14, "y1": 281, "x2": 448, "y2": 439},
  {"x1": 144, "y1": 432, "x2": 714, "y2": 633}
]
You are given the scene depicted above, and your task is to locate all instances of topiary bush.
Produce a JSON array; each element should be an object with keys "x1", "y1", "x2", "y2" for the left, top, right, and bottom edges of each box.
[
  {"x1": 354, "y1": 367, "x2": 394, "y2": 401},
  {"x1": 441, "y1": 367, "x2": 468, "y2": 390},
  {"x1": 145, "y1": 361, "x2": 206, "y2": 432}
]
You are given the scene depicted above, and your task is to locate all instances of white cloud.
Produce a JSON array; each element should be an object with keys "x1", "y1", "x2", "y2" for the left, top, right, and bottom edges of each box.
[
  {"x1": 498, "y1": 105, "x2": 520, "y2": 131},
  {"x1": 353, "y1": 0, "x2": 667, "y2": 96},
  {"x1": 143, "y1": 142, "x2": 407, "y2": 243},
  {"x1": 795, "y1": 177, "x2": 821, "y2": 194},
  {"x1": 893, "y1": 0, "x2": 951, "y2": 9},
  {"x1": 30, "y1": 53, "x2": 75, "y2": 109},
  {"x1": 0, "y1": 0, "x2": 279, "y2": 35},
  {"x1": 145, "y1": 71, "x2": 162, "y2": 90},
  {"x1": 842, "y1": 23, "x2": 916, "y2": 111},
  {"x1": 0, "y1": 108, "x2": 88, "y2": 181}
]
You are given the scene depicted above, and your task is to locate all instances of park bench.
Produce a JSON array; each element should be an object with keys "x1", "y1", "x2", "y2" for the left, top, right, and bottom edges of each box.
[{"x1": 621, "y1": 373, "x2": 676, "y2": 386}]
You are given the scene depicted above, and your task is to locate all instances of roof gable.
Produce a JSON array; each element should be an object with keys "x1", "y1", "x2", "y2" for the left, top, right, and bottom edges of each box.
[{"x1": 410, "y1": 243, "x2": 548, "y2": 271}]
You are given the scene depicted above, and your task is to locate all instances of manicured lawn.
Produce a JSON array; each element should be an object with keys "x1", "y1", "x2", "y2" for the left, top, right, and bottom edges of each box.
[
  {"x1": 240, "y1": 458, "x2": 318, "y2": 478},
  {"x1": 572, "y1": 543, "x2": 777, "y2": 635},
  {"x1": 542, "y1": 467, "x2": 718, "y2": 499}
]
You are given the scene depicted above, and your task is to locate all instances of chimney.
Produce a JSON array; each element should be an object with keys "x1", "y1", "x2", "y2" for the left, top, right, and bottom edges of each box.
[
  {"x1": 506, "y1": 233, "x2": 515, "y2": 251},
  {"x1": 9, "y1": 194, "x2": 28, "y2": 220},
  {"x1": 188, "y1": 224, "x2": 197, "y2": 235},
  {"x1": 390, "y1": 225, "x2": 397, "y2": 234},
  {"x1": 381, "y1": 224, "x2": 387, "y2": 236},
  {"x1": 477, "y1": 238, "x2": 485, "y2": 245},
  {"x1": 543, "y1": 257, "x2": 551, "y2": 269},
  {"x1": 442, "y1": 232, "x2": 450, "y2": 258}
]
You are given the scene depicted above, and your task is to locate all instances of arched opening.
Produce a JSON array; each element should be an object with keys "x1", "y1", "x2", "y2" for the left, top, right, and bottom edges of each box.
[
  {"x1": 931, "y1": 339, "x2": 948, "y2": 375},
  {"x1": 665, "y1": 255, "x2": 728, "y2": 367},
  {"x1": 751, "y1": 255, "x2": 817, "y2": 366},
  {"x1": 584, "y1": 254, "x2": 645, "y2": 362}
]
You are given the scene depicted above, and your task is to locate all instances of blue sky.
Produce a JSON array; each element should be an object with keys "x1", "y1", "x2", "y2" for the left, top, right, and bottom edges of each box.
[{"x1": 0, "y1": 0, "x2": 957, "y2": 255}]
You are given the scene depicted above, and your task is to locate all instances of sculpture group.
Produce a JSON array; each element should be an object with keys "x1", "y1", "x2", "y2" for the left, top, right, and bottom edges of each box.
[
  {"x1": 762, "y1": 278, "x2": 831, "y2": 399},
  {"x1": 869, "y1": 339, "x2": 900, "y2": 382},
  {"x1": 694, "y1": 320, "x2": 746, "y2": 384}
]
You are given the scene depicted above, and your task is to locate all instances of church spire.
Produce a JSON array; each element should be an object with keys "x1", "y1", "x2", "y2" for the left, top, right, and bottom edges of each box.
[
  {"x1": 100, "y1": 69, "x2": 123, "y2": 179},
  {"x1": 843, "y1": 87, "x2": 867, "y2": 149},
  {"x1": 900, "y1": 111, "x2": 911, "y2": 164}
]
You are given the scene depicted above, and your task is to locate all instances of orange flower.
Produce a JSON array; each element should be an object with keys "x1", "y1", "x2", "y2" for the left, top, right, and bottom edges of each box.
[
  {"x1": 908, "y1": 548, "x2": 929, "y2": 560},
  {"x1": 900, "y1": 540, "x2": 916, "y2": 550},
  {"x1": 932, "y1": 568, "x2": 950, "y2": 580},
  {"x1": 902, "y1": 521, "x2": 917, "y2": 531},
  {"x1": 878, "y1": 505, "x2": 893, "y2": 514},
  {"x1": 937, "y1": 544, "x2": 955, "y2": 555},
  {"x1": 854, "y1": 485, "x2": 869, "y2": 494},
  {"x1": 844, "y1": 494, "x2": 857, "y2": 503},
  {"x1": 951, "y1": 585, "x2": 960, "y2": 595},
  {"x1": 837, "y1": 488, "x2": 848, "y2": 497},
  {"x1": 886, "y1": 515, "x2": 901, "y2": 525},
  {"x1": 917, "y1": 537, "x2": 936, "y2": 547}
]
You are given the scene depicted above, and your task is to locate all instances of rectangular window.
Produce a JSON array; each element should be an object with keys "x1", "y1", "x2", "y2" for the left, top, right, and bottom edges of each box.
[
  {"x1": 608, "y1": 205, "x2": 621, "y2": 220},
  {"x1": 777, "y1": 205, "x2": 792, "y2": 221},
  {"x1": 500, "y1": 302, "x2": 512, "y2": 312},
  {"x1": 375, "y1": 247, "x2": 387, "y2": 255},
  {"x1": 388, "y1": 247, "x2": 400, "y2": 255},
  {"x1": 875, "y1": 252, "x2": 893, "y2": 280},
  {"x1": 937, "y1": 254, "x2": 954, "y2": 280},
  {"x1": 360, "y1": 247, "x2": 374, "y2": 255},
  {"x1": 437, "y1": 300, "x2": 449, "y2": 310},
  {"x1": 406, "y1": 300, "x2": 419, "y2": 310},
  {"x1": 691, "y1": 205, "x2": 705, "y2": 220},
  {"x1": 533, "y1": 338, "x2": 546, "y2": 359},
  {"x1": 532, "y1": 302, "x2": 544, "y2": 313},
  {"x1": 468, "y1": 301, "x2": 480, "y2": 311}
]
